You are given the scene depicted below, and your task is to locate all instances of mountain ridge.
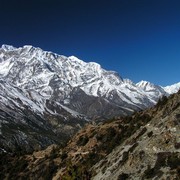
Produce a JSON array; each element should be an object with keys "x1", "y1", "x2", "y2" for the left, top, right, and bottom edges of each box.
[{"x1": 0, "y1": 44, "x2": 180, "y2": 153}]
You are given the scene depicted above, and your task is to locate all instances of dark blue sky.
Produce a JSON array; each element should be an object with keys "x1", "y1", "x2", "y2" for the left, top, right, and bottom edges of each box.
[{"x1": 0, "y1": 0, "x2": 180, "y2": 86}]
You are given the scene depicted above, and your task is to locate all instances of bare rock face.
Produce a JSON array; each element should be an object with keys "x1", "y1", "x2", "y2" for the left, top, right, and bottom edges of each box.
[{"x1": 0, "y1": 45, "x2": 180, "y2": 153}]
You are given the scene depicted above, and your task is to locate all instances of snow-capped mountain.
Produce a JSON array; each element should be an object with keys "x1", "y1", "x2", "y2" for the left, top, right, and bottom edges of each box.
[
  {"x1": 0, "y1": 45, "x2": 179, "y2": 152},
  {"x1": 163, "y1": 82, "x2": 180, "y2": 94}
]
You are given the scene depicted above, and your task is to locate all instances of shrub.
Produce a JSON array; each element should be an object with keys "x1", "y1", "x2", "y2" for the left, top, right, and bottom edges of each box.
[
  {"x1": 174, "y1": 142, "x2": 180, "y2": 149},
  {"x1": 156, "y1": 96, "x2": 168, "y2": 108},
  {"x1": 76, "y1": 135, "x2": 89, "y2": 146},
  {"x1": 61, "y1": 151, "x2": 68, "y2": 161},
  {"x1": 167, "y1": 153, "x2": 180, "y2": 169},
  {"x1": 118, "y1": 173, "x2": 129, "y2": 180},
  {"x1": 143, "y1": 165, "x2": 155, "y2": 179},
  {"x1": 147, "y1": 131, "x2": 153, "y2": 138}
]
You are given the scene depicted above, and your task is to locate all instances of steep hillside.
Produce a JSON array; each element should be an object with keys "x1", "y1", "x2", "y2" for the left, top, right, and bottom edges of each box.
[
  {"x1": 92, "y1": 92, "x2": 180, "y2": 179},
  {"x1": 1, "y1": 91, "x2": 179, "y2": 179}
]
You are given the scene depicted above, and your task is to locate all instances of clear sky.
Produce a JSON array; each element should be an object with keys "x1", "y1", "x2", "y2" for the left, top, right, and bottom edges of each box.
[{"x1": 0, "y1": 0, "x2": 180, "y2": 86}]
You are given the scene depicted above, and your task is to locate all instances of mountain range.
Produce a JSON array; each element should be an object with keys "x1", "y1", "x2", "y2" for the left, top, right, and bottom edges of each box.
[
  {"x1": 0, "y1": 44, "x2": 180, "y2": 153},
  {"x1": 1, "y1": 85, "x2": 180, "y2": 180}
]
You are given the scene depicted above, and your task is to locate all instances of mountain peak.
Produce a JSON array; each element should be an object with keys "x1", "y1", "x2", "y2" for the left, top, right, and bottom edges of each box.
[
  {"x1": 164, "y1": 82, "x2": 180, "y2": 94},
  {"x1": 1, "y1": 44, "x2": 17, "y2": 51},
  {"x1": 136, "y1": 80, "x2": 157, "y2": 90},
  {"x1": 68, "y1": 55, "x2": 86, "y2": 65},
  {"x1": 137, "y1": 80, "x2": 153, "y2": 86},
  {"x1": 68, "y1": 55, "x2": 79, "y2": 60},
  {"x1": 23, "y1": 45, "x2": 35, "y2": 51}
]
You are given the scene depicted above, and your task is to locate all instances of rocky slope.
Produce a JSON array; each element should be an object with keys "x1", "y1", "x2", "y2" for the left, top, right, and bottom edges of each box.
[
  {"x1": 1, "y1": 90, "x2": 179, "y2": 180},
  {"x1": 92, "y1": 93, "x2": 180, "y2": 179},
  {"x1": 0, "y1": 44, "x2": 180, "y2": 153}
]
